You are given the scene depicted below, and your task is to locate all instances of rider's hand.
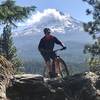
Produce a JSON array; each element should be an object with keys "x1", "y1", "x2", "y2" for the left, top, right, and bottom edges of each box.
[
  {"x1": 61, "y1": 46, "x2": 66, "y2": 50},
  {"x1": 63, "y1": 46, "x2": 66, "y2": 50}
]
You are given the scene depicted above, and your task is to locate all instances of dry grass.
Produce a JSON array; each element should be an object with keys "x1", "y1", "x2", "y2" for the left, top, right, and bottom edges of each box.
[{"x1": 0, "y1": 55, "x2": 14, "y2": 85}]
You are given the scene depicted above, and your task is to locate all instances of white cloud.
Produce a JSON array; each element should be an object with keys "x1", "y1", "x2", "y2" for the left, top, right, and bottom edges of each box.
[
  {"x1": 14, "y1": 8, "x2": 80, "y2": 36},
  {"x1": 18, "y1": 9, "x2": 71, "y2": 26}
]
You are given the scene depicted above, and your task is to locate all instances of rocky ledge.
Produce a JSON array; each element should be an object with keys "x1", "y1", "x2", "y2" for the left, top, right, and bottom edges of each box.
[
  {"x1": 0, "y1": 56, "x2": 100, "y2": 100},
  {"x1": 6, "y1": 72, "x2": 100, "y2": 100}
]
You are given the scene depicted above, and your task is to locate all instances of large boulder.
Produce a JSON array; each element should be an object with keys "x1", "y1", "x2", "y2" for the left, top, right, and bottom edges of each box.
[
  {"x1": 62, "y1": 72, "x2": 100, "y2": 100},
  {"x1": 7, "y1": 74, "x2": 67, "y2": 100},
  {"x1": 6, "y1": 72, "x2": 100, "y2": 100},
  {"x1": 7, "y1": 74, "x2": 51, "y2": 100}
]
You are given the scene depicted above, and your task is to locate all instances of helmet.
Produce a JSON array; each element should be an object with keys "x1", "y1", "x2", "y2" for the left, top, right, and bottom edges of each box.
[{"x1": 43, "y1": 28, "x2": 51, "y2": 34}]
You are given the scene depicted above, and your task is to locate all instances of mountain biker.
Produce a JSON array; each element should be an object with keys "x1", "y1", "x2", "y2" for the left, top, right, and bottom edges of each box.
[{"x1": 38, "y1": 28, "x2": 66, "y2": 78}]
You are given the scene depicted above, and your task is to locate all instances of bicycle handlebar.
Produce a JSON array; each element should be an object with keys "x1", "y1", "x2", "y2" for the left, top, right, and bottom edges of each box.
[
  {"x1": 54, "y1": 47, "x2": 66, "y2": 52},
  {"x1": 39, "y1": 47, "x2": 66, "y2": 53}
]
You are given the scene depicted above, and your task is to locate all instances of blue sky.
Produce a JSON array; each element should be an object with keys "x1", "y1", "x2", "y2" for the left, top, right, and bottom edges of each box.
[{"x1": 15, "y1": 0, "x2": 92, "y2": 22}]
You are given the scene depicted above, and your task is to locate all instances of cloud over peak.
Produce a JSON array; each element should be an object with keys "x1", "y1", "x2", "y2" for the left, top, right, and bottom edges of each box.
[
  {"x1": 15, "y1": 9, "x2": 81, "y2": 36},
  {"x1": 18, "y1": 9, "x2": 71, "y2": 26}
]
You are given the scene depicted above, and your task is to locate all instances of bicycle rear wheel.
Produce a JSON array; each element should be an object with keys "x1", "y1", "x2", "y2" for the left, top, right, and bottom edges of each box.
[{"x1": 58, "y1": 58, "x2": 69, "y2": 78}]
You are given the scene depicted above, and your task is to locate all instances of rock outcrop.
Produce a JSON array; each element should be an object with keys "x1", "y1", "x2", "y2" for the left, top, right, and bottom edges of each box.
[
  {"x1": 62, "y1": 72, "x2": 100, "y2": 100},
  {"x1": 7, "y1": 74, "x2": 66, "y2": 100},
  {"x1": 1, "y1": 55, "x2": 100, "y2": 100},
  {"x1": 6, "y1": 72, "x2": 100, "y2": 100}
]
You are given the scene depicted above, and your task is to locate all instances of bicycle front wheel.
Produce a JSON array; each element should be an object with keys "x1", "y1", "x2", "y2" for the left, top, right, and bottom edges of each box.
[{"x1": 58, "y1": 58, "x2": 69, "y2": 78}]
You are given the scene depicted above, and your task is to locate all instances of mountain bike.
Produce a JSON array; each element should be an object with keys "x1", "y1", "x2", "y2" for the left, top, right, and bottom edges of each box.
[{"x1": 43, "y1": 48, "x2": 69, "y2": 79}]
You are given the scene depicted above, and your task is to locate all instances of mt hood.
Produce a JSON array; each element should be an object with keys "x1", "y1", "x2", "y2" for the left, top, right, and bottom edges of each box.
[{"x1": 14, "y1": 9, "x2": 82, "y2": 36}]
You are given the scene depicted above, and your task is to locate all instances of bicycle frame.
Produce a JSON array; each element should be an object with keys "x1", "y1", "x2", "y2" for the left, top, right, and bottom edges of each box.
[
  {"x1": 50, "y1": 48, "x2": 66, "y2": 78},
  {"x1": 43, "y1": 47, "x2": 67, "y2": 78}
]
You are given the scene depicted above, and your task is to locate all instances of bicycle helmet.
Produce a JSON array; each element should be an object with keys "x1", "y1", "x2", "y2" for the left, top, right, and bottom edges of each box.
[{"x1": 43, "y1": 28, "x2": 51, "y2": 34}]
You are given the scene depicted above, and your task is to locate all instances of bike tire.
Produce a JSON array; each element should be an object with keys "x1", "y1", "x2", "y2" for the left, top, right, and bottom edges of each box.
[{"x1": 58, "y1": 58, "x2": 69, "y2": 78}]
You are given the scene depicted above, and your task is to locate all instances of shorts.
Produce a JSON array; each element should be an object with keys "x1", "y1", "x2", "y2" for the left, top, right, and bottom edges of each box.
[{"x1": 40, "y1": 51, "x2": 57, "y2": 62}]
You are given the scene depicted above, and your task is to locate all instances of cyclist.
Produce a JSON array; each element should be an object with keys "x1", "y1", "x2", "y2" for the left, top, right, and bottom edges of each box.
[{"x1": 38, "y1": 28, "x2": 66, "y2": 78}]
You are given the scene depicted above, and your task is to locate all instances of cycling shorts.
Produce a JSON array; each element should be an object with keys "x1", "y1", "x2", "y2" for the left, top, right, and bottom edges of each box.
[{"x1": 40, "y1": 51, "x2": 57, "y2": 62}]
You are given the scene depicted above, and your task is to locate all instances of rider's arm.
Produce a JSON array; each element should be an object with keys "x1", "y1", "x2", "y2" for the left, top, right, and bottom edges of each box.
[
  {"x1": 54, "y1": 37, "x2": 66, "y2": 48},
  {"x1": 38, "y1": 39, "x2": 44, "y2": 51}
]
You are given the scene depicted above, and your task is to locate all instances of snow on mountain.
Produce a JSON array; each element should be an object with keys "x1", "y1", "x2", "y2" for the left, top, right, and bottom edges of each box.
[{"x1": 13, "y1": 9, "x2": 82, "y2": 37}]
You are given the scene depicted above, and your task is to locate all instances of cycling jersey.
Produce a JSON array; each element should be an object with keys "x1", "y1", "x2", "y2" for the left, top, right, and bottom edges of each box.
[
  {"x1": 38, "y1": 35, "x2": 63, "y2": 52},
  {"x1": 38, "y1": 35, "x2": 64, "y2": 62}
]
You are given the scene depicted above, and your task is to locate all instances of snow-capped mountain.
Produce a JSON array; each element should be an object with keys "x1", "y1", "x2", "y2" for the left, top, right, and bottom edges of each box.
[
  {"x1": 13, "y1": 9, "x2": 82, "y2": 37},
  {"x1": 13, "y1": 9, "x2": 92, "y2": 73},
  {"x1": 13, "y1": 9, "x2": 92, "y2": 62}
]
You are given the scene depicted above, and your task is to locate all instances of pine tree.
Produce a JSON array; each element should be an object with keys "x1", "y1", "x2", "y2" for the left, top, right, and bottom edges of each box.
[
  {"x1": 83, "y1": 0, "x2": 100, "y2": 73},
  {"x1": 83, "y1": 0, "x2": 100, "y2": 38},
  {"x1": 0, "y1": 0, "x2": 36, "y2": 71},
  {"x1": 0, "y1": 35, "x2": 3, "y2": 55}
]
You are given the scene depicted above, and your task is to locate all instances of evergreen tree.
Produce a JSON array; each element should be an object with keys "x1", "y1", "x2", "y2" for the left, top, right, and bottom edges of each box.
[
  {"x1": 83, "y1": 0, "x2": 100, "y2": 38},
  {"x1": 0, "y1": 0, "x2": 36, "y2": 71},
  {"x1": 2, "y1": 25, "x2": 15, "y2": 60},
  {"x1": 83, "y1": 0, "x2": 100, "y2": 73},
  {"x1": 0, "y1": 35, "x2": 3, "y2": 55}
]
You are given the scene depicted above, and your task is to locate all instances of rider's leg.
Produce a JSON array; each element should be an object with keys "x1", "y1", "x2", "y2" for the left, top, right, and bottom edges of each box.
[
  {"x1": 54, "y1": 58, "x2": 61, "y2": 76},
  {"x1": 45, "y1": 60, "x2": 57, "y2": 78},
  {"x1": 40, "y1": 52, "x2": 52, "y2": 78},
  {"x1": 45, "y1": 60, "x2": 52, "y2": 73},
  {"x1": 50, "y1": 52, "x2": 59, "y2": 77}
]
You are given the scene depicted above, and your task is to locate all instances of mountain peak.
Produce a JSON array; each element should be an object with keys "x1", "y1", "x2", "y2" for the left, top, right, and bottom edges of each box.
[{"x1": 13, "y1": 9, "x2": 82, "y2": 37}]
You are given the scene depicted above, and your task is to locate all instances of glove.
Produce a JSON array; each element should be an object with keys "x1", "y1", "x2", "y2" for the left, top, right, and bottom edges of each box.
[
  {"x1": 61, "y1": 46, "x2": 66, "y2": 50},
  {"x1": 63, "y1": 46, "x2": 66, "y2": 50}
]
